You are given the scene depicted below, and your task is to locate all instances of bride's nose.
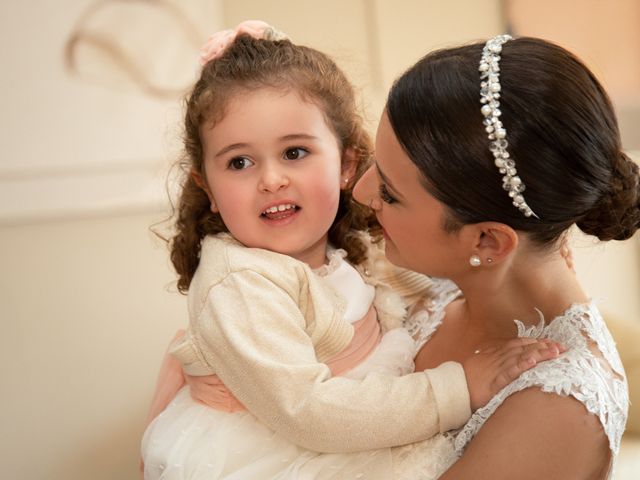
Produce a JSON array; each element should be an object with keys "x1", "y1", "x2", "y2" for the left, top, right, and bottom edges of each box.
[{"x1": 353, "y1": 165, "x2": 382, "y2": 211}]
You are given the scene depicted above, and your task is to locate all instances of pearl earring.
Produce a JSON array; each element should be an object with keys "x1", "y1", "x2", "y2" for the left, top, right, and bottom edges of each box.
[{"x1": 469, "y1": 254, "x2": 481, "y2": 267}]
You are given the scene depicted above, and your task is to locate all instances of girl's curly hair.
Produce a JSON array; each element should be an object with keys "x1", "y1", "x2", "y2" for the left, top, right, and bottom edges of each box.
[{"x1": 165, "y1": 35, "x2": 375, "y2": 293}]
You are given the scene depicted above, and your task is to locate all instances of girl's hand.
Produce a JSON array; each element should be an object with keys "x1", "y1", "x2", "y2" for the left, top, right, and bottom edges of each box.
[
  {"x1": 186, "y1": 373, "x2": 218, "y2": 399},
  {"x1": 463, "y1": 338, "x2": 565, "y2": 411}
]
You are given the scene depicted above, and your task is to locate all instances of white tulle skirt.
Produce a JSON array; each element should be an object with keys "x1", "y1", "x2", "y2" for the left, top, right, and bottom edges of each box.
[{"x1": 141, "y1": 328, "x2": 457, "y2": 480}]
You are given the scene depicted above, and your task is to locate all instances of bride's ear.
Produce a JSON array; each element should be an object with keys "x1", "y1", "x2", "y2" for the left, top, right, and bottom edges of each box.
[{"x1": 463, "y1": 222, "x2": 518, "y2": 266}]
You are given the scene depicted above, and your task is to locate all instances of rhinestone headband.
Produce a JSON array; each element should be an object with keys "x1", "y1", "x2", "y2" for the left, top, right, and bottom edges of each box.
[{"x1": 479, "y1": 35, "x2": 539, "y2": 218}]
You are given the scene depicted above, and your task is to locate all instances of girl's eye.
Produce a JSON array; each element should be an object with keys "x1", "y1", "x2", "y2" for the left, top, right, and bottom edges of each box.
[
  {"x1": 228, "y1": 157, "x2": 253, "y2": 170},
  {"x1": 379, "y1": 184, "x2": 397, "y2": 204},
  {"x1": 284, "y1": 147, "x2": 309, "y2": 160}
]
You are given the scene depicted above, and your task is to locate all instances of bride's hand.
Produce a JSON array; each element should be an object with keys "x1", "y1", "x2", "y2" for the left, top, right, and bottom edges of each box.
[{"x1": 463, "y1": 337, "x2": 565, "y2": 411}]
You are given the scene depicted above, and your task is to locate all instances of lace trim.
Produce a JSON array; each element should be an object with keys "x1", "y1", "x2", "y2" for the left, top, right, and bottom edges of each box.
[
  {"x1": 404, "y1": 278, "x2": 460, "y2": 353},
  {"x1": 313, "y1": 247, "x2": 347, "y2": 277},
  {"x1": 392, "y1": 434, "x2": 457, "y2": 480},
  {"x1": 405, "y1": 291, "x2": 628, "y2": 465},
  {"x1": 453, "y1": 301, "x2": 628, "y2": 459}
]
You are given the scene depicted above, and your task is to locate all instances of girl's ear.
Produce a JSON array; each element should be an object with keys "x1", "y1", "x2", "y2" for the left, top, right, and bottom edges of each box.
[
  {"x1": 190, "y1": 169, "x2": 218, "y2": 213},
  {"x1": 463, "y1": 222, "x2": 518, "y2": 267},
  {"x1": 340, "y1": 147, "x2": 359, "y2": 190}
]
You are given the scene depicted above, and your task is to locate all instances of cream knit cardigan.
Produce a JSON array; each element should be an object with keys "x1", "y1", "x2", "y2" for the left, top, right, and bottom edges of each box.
[{"x1": 171, "y1": 233, "x2": 470, "y2": 453}]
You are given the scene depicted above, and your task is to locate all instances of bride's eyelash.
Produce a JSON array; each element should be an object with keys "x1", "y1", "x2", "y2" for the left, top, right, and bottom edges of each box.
[{"x1": 379, "y1": 184, "x2": 397, "y2": 204}]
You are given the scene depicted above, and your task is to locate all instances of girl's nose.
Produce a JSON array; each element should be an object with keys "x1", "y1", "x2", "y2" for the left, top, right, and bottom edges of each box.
[
  {"x1": 352, "y1": 165, "x2": 382, "y2": 211},
  {"x1": 259, "y1": 164, "x2": 289, "y2": 192}
]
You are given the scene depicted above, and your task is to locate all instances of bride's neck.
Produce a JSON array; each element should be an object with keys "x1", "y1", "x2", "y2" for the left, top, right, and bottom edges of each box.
[{"x1": 452, "y1": 252, "x2": 588, "y2": 341}]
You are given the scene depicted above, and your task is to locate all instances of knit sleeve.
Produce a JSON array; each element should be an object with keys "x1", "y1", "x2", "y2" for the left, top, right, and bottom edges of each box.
[{"x1": 192, "y1": 269, "x2": 470, "y2": 453}]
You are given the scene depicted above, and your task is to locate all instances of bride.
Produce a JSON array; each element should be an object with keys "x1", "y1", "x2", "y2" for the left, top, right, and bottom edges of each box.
[{"x1": 353, "y1": 35, "x2": 635, "y2": 479}]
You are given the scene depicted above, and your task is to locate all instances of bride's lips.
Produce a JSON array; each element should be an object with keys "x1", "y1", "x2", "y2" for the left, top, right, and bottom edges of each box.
[{"x1": 376, "y1": 215, "x2": 389, "y2": 240}]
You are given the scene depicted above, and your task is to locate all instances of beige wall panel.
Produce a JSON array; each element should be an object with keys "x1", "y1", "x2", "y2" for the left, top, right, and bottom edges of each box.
[
  {"x1": 571, "y1": 230, "x2": 640, "y2": 325},
  {"x1": 507, "y1": 0, "x2": 640, "y2": 101},
  {"x1": 0, "y1": 213, "x2": 186, "y2": 479},
  {"x1": 373, "y1": 0, "x2": 504, "y2": 93},
  {"x1": 221, "y1": 0, "x2": 380, "y2": 126},
  {"x1": 220, "y1": 0, "x2": 506, "y2": 131},
  {"x1": 506, "y1": 0, "x2": 640, "y2": 150}
]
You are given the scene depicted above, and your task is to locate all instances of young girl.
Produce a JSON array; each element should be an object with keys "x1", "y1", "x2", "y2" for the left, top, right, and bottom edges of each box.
[{"x1": 141, "y1": 22, "x2": 561, "y2": 480}]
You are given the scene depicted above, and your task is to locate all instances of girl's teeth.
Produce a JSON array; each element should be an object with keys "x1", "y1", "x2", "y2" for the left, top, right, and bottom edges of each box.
[{"x1": 264, "y1": 204, "x2": 295, "y2": 214}]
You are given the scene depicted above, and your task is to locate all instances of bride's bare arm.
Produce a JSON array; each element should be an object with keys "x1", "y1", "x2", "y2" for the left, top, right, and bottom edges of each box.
[{"x1": 439, "y1": 387, "x2": 610, "y2": 480}]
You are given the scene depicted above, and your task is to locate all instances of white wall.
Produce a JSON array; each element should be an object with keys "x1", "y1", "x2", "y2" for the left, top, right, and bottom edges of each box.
[
  {"x1": 0, "y1": 1, "x2": 638, "y2": 479},
  {"x1": 0, "y1": 0, "x2": 223, "y2": 223},
  {"x1": 0, "y1": 213, "x2": 187, "y2": 479},
  {"x1": 571, "y1": 227, "x2": 640, "y2": 324}
]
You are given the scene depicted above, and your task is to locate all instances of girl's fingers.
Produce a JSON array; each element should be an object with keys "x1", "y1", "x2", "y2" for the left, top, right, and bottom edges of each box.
[
  {"x1": 494, "y1": 356, "x2": 537, "y2": 390},
  {"x1": 497, "y1": 340, "x2": 564, "y2": 370},
  {"x1": 484, "y1": 339, "x2": 567, "y2": 394},
  {"x1": 476, "y1": 337, "x2": 538, "y2": 356},
  {"x1": 501, "y1": 338, "x2": 565, "y2": 359}
]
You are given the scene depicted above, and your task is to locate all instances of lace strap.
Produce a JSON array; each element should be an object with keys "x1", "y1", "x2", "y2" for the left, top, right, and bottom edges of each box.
[
  {"x1": 404, "y1": 279, "x2": 461, "y2": 352},
  {"x1": 453, "y1": 303, "x2": 628, "y2": 459}
]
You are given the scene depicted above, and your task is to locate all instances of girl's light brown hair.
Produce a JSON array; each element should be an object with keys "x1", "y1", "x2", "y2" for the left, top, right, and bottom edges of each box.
[{"x1": 168, "y1": 34, "x2": 374, "y2": 293}]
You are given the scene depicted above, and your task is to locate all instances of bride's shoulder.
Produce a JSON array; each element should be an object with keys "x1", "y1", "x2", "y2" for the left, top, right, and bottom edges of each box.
[
  {"x1": 440, "y1": 386, "x2": 611, "y2": 480},
  {"x1": 454, "y1": 301, "x2": 628, "y2": 465}
]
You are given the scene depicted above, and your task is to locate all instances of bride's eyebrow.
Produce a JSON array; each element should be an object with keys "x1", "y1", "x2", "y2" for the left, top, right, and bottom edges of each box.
[{"x1": 375, "y1": 162, "x2": 404, "y2": 199}]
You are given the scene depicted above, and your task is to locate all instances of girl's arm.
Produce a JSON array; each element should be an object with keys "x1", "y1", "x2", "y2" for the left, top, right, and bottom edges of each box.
[
  {"x1": 143, "y1": 329, "x2": 186, "y2": 429},
  {"x1": 192, "y1": 269, "x2": 465, "y2": 453},
  {"x1": 188, "y1": 269, "x2": 558, "y2": 453},
  {"x1": 439, "y1": 388, "x2": 611, "y2": 480}
]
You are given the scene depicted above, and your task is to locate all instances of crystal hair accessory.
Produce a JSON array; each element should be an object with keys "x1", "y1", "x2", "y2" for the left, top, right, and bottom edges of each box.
[
  {"x1": 199, "y1": 20, "x2": 288, "y2": 66},
  {"x1": 479, "y1": 35, "x2": 539, "y2": 219}
]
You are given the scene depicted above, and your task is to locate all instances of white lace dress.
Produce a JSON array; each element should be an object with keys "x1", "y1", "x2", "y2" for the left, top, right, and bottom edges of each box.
[{"x1": 403, "y1": 279, "x2": 629, "y2": 479}]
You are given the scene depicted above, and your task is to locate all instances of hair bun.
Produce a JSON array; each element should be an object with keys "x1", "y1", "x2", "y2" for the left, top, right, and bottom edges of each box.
[{"x1": 577, "y1": 152, "x2": 640, "y2": 241}]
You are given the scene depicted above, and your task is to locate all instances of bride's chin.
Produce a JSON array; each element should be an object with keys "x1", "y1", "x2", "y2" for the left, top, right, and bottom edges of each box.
[{"x1": 383, "y1": 243, "x2": 406, "y2": 269}]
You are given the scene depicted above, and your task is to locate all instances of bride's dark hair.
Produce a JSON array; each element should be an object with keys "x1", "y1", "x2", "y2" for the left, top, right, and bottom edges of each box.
[{"x1": 387, "y1": 37, "x2": 639, "y2": 247}]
